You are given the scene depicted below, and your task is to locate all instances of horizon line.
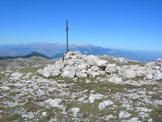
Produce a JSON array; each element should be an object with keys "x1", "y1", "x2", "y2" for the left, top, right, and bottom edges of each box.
[{"x1": 0, "y1": 42, "x2": 162, "y2": 52}]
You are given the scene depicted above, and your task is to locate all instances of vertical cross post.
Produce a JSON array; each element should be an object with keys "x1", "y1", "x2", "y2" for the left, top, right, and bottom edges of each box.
[{"x1": 66, "y1": 20, "x2": 69, "y2": 52}]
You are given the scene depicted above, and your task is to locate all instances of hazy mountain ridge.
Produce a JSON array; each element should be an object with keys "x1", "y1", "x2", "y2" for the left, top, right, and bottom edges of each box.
[
  {"x1": 0, "y1": 52, "x2": 50, "y2": 60},
  {"x1": 0, "y1": 43, "x2": 162, "y2": 62}
]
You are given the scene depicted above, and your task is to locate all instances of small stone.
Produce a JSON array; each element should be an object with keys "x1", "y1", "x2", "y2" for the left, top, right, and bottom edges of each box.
[
  {"x1": 98, "y1": 100, "x2": 114, "y2": 110},
  {"x1": 154, "y1": 100, "x2": 162, "y2": 105},
  {"x1": 126, "y1": 117, "x2": 139, "y2": 122},
  {"x1": 85, "y1": 80, "x2": 91, "y2": 83},
  {"x1": 119, "y1": 111, "x2": 131, "y2": 119},
  {"x1": 108, "y1": 76, "x2": 123, "y2": 83},
  {"x1": 89, "y1": 94, "x2": 104, "y2": 103},
  {"x1": 45, "y1": 99, "x2": 62, "y2": 108},
  {"x1": 10, "y1": 72, "x2": 23, "y2": 80},
  {"x1": 136, "y1": 107, "x2": 151, "y2": 112},
  {"x1": 70, "y1": 107, "x2": 80, "y2": 117},
  {"x1": 1, "y1": 86, "x2": 10, "y2": 91},
  {"x1": 22, "y1": 112, "x2": 34, "y2": 119},
  {"x1": 42, "y1": 112, "x2": 47, "y2": 116}
]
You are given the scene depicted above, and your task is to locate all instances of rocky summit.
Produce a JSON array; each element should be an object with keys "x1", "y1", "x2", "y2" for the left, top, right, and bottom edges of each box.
[
  {"x1": 38, "y1": 51, "x2": 162, "y2": 85},
  {"x1": 0, "y1": 52, "x2": 162, "y2": 122}
]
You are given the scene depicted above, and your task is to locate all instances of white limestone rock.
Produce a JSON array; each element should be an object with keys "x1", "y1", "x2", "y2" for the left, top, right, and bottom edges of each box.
[
  {"x1": 154, "y1": 100, "x2": 162, "y2": 105},
  {"x1": 87, "y1": 66, "x2": 100, "y2": 78},
  {"x1": 89, "y1": 94, "x2": 104, "y2": 103},
  {"x1": 126, "y1": 117, "x2": 139, "y2": 122},
  {"x1": 42, "y1": 112, "x2": 47, "y2": 116},
  {"x1": 106, "y1": 64, "x2": 117, "y2": 73},
  {"x1": 146, "y1": 73, "x2": 153, "y2": 80},
  {"x1": 113, "y1": 57, "x2": 128, "y2": 63},
  {"x1": 64, "y1": 59, "x2": 77, "y2": 66},
  {"x1": 153, "y1": 71, "x2": 162, "y2": 80},
  {"x1": 119, "y1": 111, "x2": 131, "y2": 119},
  {"x1": 37, "y1": 65, "x2": 56, "y2": 78},
  {"x1": 10, "y1": 72, "x2": 23, "y2": 80},
  {"x1": 70, "y1": 107, "x2": 80, "y2": 117},
  {"x1": 122, "y1": 69, "x2": 136, "y2": 79},
  {"x1": 0, "y1": 86, "x2": 10, "y2": 91},
  {"x1": 21, "y1": 112, "x2": 34, "y2": 119},
  {"x1": 62, "y1": 65, "x2": 76, "y2": 78},
  {"x1": 98, "y1": 100, "x2": 114, "y2": 110},
  {"x1": 108, "y1": 76, "x2": 123, "y2": 83},
  {"x1": 136, "y1": 67, "x2": 146, "y2": 77},
  {"x1": 136, "y1": 107, "x2": 151, "y2": 112},
  {"x1": 45, "y1": 98, "x2": 62, "y2": 108},
  {"x1": 64, "y1": 51, "x2": 73, "y2": 60},
  {"x1": 95, "y1": 59, "x2": 108, "y2": 67},
  {"x1": 86, "y1": 55, "x2": 99, "y2": 66},
  {"x1": 51, "y1": 70, "x2": 61, "y2": 77},
  {"x1": 76, "y1": 70, "x2": 87, "y2": 78},
  {"x1": 77, "y1": 64, "x2": 88, "y2": 70}
]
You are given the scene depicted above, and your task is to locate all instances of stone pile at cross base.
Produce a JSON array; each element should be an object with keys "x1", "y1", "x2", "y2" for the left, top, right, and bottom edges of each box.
[{"x1": 37, "y1": 51, "x2": 162, "y2": 81}]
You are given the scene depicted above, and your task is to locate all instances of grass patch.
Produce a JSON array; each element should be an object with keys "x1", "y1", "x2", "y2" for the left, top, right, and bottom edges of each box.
[
  {"x1": 150, "y1": 107, "x2": 162, "y2": 122},
  {"x1": 19, "y1": 67, "x2": 39, "y2": 74},
  {"x1": 23, "y1": 98, "x2": 40, "y2": 112},
  {"x1": 0, "y1": 113, "x2": 23, "y2": 122}
]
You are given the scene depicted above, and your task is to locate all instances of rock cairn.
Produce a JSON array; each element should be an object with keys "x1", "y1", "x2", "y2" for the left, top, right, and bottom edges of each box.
[{"x1": 37, "y1": 51, "x2": 162, "y2": 81}]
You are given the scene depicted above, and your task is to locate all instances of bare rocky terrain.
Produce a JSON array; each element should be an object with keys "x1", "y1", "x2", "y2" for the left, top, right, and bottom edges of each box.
[{"x1": 0, "y1": 52, "x2": 162, "y2": 122}]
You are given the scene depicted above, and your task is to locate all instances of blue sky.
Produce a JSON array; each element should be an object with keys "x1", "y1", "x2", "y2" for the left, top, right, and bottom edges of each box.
[{"x1": 0, "y1": 0, "x2": 162, "y2": 51}]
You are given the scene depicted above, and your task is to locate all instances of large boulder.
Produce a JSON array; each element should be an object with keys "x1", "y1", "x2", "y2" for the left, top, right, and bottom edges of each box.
[
  {"x1": 153, "y1": 71, "x2": 162, "y2": 80},
  {"x1": 37, "y1": 61, "x2": 63, "y2": 78},
  {"x1": 61, "y1": 65, "x2": 76, "y2": 78},
  {"x1": 146, "y1": 73, "x2": 153, "y2": 80},
  {"x1": 76, "y1": 70, "x2": 87, "y2": 78},
  {"x1": 122, "y1": 69, "x2": 136, "y2": 79},
  {"x1": 106, "y1": 64, "x2": 117, "y2": 73},
  {"x1": 136, "y1": 66, "x2": 146, "y2": 77},
  {"x1": 37, "y1": 65, "x2": 54, "y2": 78},
  {"x1": 77, "y1": 63, "x2": 88, "y2": 70},
  {"x1": 87, "y1": 66, "x2": 100, "y2": 78},
  {"x1": 51, "y1": 60, "x2": 64, "y2": 77},
  {"x1": 95, "y1": 59, "x2": 108, "y2": 68},
  {"x1": 51, "y1": 70, "x2": 61, "y2": 77},
  {"x1": 86, "y1": 55, "x2": 98, "y2": 66}
]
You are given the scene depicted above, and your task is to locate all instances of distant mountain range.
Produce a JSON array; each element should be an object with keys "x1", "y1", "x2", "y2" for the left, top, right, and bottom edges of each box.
[
  {"x1": 0, "y1": 52, "x2": 50, "y2": 60},
  {"x1": 0, "y1": 43, "x2": 162, "y2": 62}
]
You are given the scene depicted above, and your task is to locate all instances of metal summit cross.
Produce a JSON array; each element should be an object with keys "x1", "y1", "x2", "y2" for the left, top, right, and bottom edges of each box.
[{"x1": 66, "y1": 20, "x2": 69, "y2": 52}]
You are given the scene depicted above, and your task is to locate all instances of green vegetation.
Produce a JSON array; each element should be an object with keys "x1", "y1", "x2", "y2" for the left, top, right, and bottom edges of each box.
[{"x1": 150, "y1": 107, "x2": 162, "y2": 122}]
